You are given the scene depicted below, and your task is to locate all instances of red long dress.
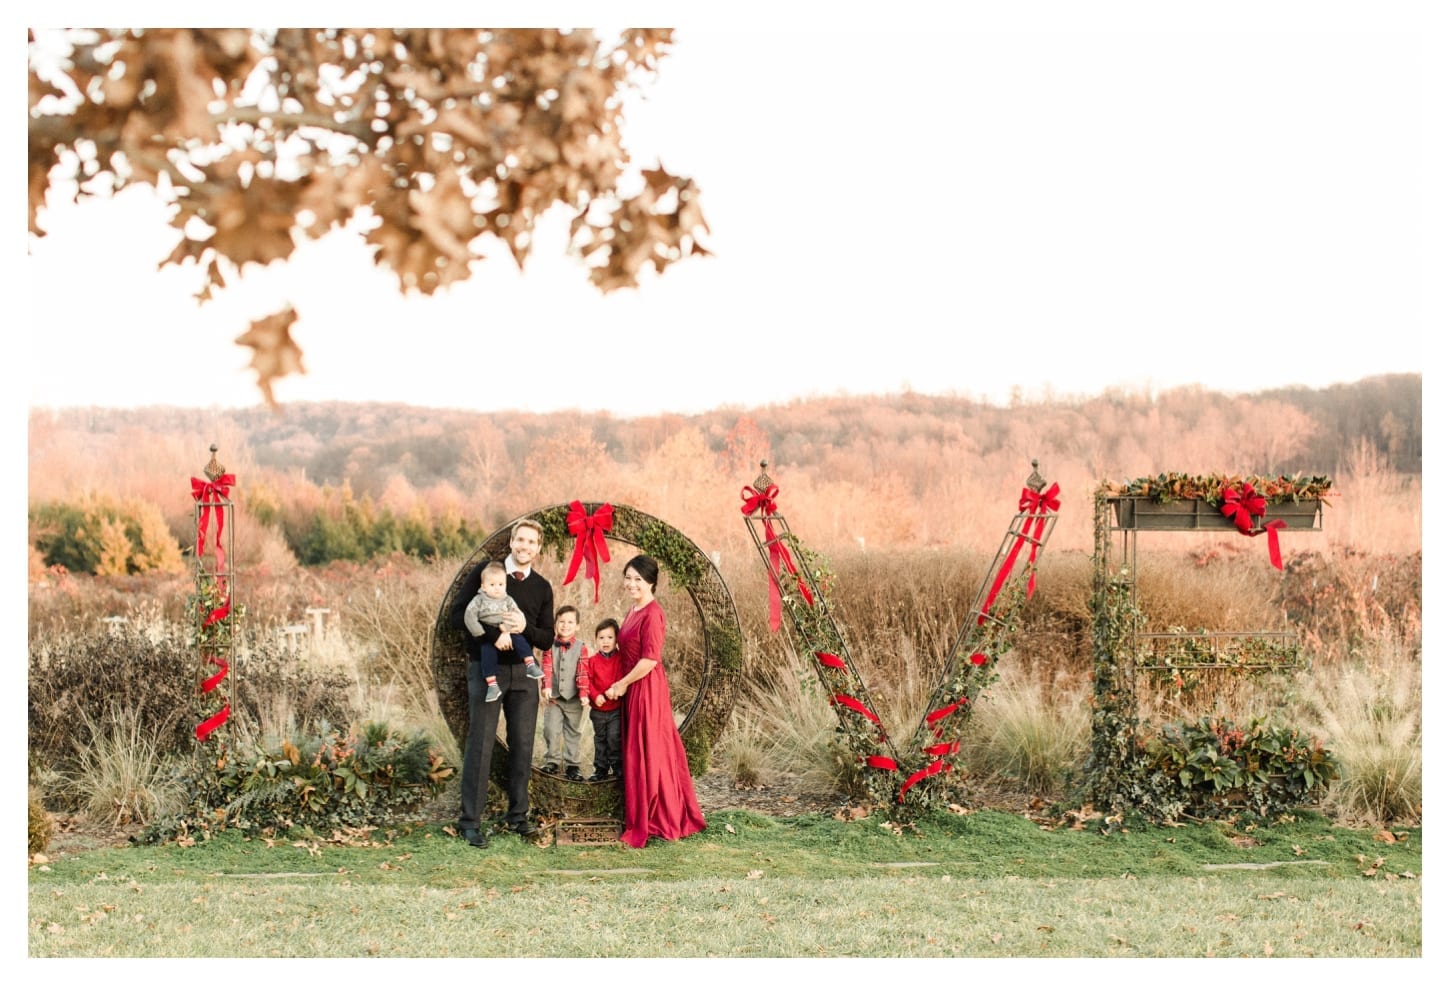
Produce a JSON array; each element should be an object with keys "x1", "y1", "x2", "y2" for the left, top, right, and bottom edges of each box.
[{"x1": 616, "y1": 599, "x2": 706, "y2": 847}]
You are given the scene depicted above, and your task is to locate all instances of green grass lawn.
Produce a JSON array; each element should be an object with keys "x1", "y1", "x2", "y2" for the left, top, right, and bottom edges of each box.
[{"x1": 28, "y1": 808, "x2": 1421, "y2": 958}]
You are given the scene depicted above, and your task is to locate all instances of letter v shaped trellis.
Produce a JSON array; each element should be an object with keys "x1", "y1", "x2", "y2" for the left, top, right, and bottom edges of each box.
[{"x1": 742, "y1": 461, "x2": 1060, "y2": 820}]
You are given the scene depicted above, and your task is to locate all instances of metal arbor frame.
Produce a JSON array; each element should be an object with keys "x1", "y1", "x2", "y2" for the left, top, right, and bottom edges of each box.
[
  {"x1": 1092, "y1": 490, "x2": 1324, "y2": 733},
  {"x1": 430, "y1": 502, "x2": 742, "y2": 828},
  {"x1": 742, "y1": 461, "x2": 1059, "y2": 817},
  {"x1": 191, "y1": 444, "x2": 236, "y2": 752}
]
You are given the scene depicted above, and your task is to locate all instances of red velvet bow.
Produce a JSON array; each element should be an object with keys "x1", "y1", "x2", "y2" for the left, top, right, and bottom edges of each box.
[
  {"x1": 979, "y1": 482, "x2": 1061, "y2": 623},
  {"x1": 1220, "y1": 482, "x2": 1266, "y2": 534},
  {"x1": 190, "y1": 474, "x2": 235, "y2": 557},
  {"x1": 562, "y1": 500, "x2": 613, "y2": 603},
  {"x1": 1220, "y1": 482, "x2": 1286, "y2": 570},
  {"x1": 740, "y1": 483, "x2": 780, "y2": 518},
  {"x1": 742, "y1": 484, "x2": 814, "y2": 631}
]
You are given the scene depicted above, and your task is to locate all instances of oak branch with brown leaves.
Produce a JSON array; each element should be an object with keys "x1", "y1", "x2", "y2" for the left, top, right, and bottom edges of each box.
[{"x1": 27, "y1": 28, "x2": 710, "y2": 403}]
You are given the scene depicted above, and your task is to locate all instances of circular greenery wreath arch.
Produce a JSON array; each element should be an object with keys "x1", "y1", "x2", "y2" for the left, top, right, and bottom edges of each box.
[{"x1": 431, "y1": 502, "x2": 742, "y2": 817}]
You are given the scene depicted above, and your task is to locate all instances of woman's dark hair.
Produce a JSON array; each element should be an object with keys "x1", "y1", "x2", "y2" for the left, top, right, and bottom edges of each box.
[{"x1": 624, "y1": 553, "x2": 660, "y2": 591}]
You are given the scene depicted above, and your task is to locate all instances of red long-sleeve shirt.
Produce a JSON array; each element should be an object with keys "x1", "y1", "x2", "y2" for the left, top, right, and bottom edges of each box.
[{"x1": 580, "y1": 648, "x2": 624, "y2": 712}]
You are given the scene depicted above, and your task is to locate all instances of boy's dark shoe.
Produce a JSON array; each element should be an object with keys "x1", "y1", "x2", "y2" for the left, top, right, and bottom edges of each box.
[
  {"x1": 564, "y1": 766, "x2": 583, "y2": 781},
  {"x1": 484, "y1": 682, "x2": 501, "y2": 702},
  {"x1": 461, "y1": 827, "x2": 488, "y2": 848},
  {"x1": 540, "y1": 762, "x2": 560, "y2": 775},
  {"x1": 511, "y1": 820, "x2": 541, "y2": 837},
  {"x1": 524, "y1": 663, "x2": 545, "y2": 680}
]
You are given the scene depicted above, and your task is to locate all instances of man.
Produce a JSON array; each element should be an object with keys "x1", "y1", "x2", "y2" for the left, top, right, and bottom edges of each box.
[{"x1": 458, "y1": 518, "x2": 554, "y2": 848}]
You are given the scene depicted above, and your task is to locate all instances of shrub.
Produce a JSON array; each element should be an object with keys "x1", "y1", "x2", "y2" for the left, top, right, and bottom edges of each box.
[
  {"x1": 29, "y1": 623, "x2": 359, "y2": 787},
  {"x1": 56, "y1": 704, "x2": 187, "y2": 828},
  {"x1": 1292, "y1": 632, "x2": 1421, "y2": 826},
  {"x1": 29, "y1": 495, "x2": 185, "y2": 576},
  {"x1": 29, "y1": 787, "x2": 53, "y2": 856},
  {"x1": 1138, "y1": 715, "x2": 1339, "y2": 821},
  {"x1": 966, "y1": 667, "x2": 1088, "y2": 797},
  {"x1": 138, "y1": 720, "x2": 454, "y2": 844}
]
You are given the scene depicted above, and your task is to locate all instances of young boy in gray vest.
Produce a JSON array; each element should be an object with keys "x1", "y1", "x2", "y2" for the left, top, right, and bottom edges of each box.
[{"x1": 540, "y1": 605, "x2": 590, "y2": 780}]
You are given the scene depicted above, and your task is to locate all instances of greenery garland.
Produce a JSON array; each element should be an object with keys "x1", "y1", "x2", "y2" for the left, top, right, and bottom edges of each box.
[{"x1": 1099, "y1": 472, "x2": 1333, "y2": 504}]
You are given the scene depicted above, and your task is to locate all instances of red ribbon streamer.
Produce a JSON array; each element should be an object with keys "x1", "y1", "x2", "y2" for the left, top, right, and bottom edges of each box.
[
  {"x1": 195, "y1": 705, "x2": 230, "y2": 742},
  {"x1": 195, "y1": 656, "x2": 231, "y2": 742},
  {"x1": 1220, "y1": 482, "x2": 1286, "y2": 570},
  {"x1": 815, "y1": 651, "x2": 846, "y2": 669},
  {"x1": 190, "y1": 474, "x2": 235, "y2": 557},
  {"x1": 561, "y1": 500, "x2": 613, "y2": 603},
  {"x1": 979, "y1": 482, "x2": 1061, "y2": 623},
  {"x1": 741, "y1": 484, "x2": 815, "y2": 631},
  {"x1": 864, "y1": 755, "x2": 899, "y2": 771},
  {"x1": 831, "y1": 693, "x2": 880, "y2": 724},
  {"x1": 925, "y1": 698, "x2": 967, "y2": 731},
  {"x1": 899, "y1": 759, "x2": 953, "y2": 799},
  {"x1": 202, "y1": 576, "x2": 231, "y2": 627}
]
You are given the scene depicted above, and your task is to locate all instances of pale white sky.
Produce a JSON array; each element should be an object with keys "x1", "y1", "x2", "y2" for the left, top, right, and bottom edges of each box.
[{"x1": 18, "y1": 5, "x2": 1443, "y2": 419}]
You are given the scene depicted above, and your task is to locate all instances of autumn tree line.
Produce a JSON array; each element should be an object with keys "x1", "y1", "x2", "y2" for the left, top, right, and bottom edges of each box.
[{"x1": 27, "y1": 373, "x2": 1421, "y2": 578}]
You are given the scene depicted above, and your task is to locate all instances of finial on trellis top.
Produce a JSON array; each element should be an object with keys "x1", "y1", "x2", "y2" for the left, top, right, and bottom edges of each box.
[
  {"x1": 1026, "y1": 458, "x2": 1045, "y2": 493},
  {"x1": 753, "y1": 460, "x2": 774, "y2": 493},
  {"x1": 204, "y1": 443, "x2": 226, "y2": 481}
]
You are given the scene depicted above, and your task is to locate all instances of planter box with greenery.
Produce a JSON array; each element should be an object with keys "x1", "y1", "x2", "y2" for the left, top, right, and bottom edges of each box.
[{"x1": 1102, "y1": 472, "x2": 1331, "y2": 533}]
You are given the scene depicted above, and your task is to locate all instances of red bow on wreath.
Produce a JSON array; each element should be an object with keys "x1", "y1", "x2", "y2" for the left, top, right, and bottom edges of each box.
[
  {"x1": 1220, "y1": 482, "x2": 1287, "y2": 570},
  {"x1": 190, "y1": 474, "x2": 235, "y2": 557},
  {"x1": 741, "y1": 484, "x2": 814, "y2": 632},
  {"x1": 562, "y1": 500, "x2": 613, "y2": 603}
]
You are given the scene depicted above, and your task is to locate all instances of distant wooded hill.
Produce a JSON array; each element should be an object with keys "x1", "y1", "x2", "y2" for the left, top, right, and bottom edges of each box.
[{"x1": 29, "y1": 373, "x2": 1421, "y2": 563}]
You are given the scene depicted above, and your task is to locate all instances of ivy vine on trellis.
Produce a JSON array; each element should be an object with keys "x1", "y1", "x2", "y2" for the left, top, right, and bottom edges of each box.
[{"x1": 1086, "y1": 477, "x2": 1339, "y2": 820}]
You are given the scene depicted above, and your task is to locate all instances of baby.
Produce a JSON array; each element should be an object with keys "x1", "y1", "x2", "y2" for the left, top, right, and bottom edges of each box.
[{"x1": 464, "y1": 561, "x2": 545, "y2": 701}]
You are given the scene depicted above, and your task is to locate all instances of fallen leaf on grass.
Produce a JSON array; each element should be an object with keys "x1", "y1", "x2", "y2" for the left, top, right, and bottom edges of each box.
[
  {"x1": 746, "y1": 870, "x2": 763, "y2": 880},
  {"x1": 1373, "y1": 830, "x2": 1397, "y2": 844},
  {"x1": 724, "y1": 823, "x2": 736, "y2": 834}
]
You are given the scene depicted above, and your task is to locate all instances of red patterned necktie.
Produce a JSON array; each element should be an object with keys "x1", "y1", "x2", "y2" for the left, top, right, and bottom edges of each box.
[{"x1": 513, "y1": 571, "x2": 525, "y2": 581}]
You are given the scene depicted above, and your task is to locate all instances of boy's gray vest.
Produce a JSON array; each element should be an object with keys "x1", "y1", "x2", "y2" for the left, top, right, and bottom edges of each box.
[{"x1": 552, "y1": 638, "x2": 585, "y2": 700}]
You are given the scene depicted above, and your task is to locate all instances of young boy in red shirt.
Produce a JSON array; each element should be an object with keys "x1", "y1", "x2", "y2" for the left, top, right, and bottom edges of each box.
[{"x1": 580, "y1": 618, "x2": 624, "y2": 781}]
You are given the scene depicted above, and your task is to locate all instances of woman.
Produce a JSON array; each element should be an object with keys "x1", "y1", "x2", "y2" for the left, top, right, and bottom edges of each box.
[{"x1": 604, "y1": 554, "x2": 707, "y2": 847}]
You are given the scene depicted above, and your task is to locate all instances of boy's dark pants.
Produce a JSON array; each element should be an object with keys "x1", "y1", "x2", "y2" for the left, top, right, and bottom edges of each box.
[{"x1": 590, "y1": 707, "x2": 622, "y2": 777}]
